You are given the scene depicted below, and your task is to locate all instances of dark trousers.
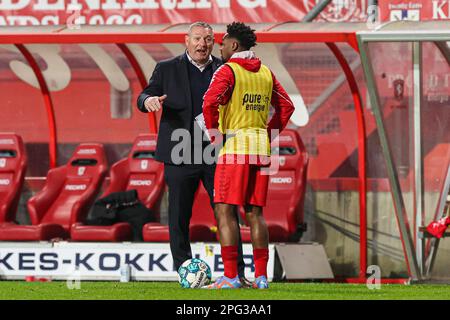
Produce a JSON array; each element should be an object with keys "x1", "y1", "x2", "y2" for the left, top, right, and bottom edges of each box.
[{"x1": 164, "y1": 163, "x2": 246, "y2": 276}]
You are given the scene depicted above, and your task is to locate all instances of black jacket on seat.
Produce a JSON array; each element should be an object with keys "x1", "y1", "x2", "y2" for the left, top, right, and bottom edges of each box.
[{"x1": 87, "y1": 189, "x2": 155, "y2": 241}]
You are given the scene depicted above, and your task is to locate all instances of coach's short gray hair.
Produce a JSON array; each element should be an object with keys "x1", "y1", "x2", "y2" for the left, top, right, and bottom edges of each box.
[{"x1": 188, "y1": 21, "x2": 213, "y2": 36}]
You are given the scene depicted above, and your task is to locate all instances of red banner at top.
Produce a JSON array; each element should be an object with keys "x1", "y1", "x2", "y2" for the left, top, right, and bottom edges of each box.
[{"x1": 0, "y1": 0, "x2": 372, "y2": 26}]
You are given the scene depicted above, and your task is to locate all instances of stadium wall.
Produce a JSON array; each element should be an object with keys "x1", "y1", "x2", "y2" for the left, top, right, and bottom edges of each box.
[{"x1": 304, "y1": 188, "x2": 450, "y2": 279}]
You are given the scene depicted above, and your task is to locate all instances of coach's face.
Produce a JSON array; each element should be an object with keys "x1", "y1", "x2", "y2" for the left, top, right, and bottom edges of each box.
[{"x1": 185, "y1": 26, "x2": 214, "y2": 65}]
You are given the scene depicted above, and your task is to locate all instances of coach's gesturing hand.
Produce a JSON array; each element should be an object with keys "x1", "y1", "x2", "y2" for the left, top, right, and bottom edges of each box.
[{"x1": 144, "y1": 94, "x2": 167, "y2": 112}]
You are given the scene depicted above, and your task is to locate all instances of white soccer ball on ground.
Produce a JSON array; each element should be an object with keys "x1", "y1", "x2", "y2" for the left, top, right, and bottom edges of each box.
[{"x1": 177, "y1": 258, "x2": 212, "y2": 288}]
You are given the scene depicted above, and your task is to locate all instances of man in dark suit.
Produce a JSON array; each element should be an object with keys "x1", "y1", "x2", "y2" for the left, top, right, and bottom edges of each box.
[{"x1": 137, "y1": 22, "x2": 250, "y2": 287}]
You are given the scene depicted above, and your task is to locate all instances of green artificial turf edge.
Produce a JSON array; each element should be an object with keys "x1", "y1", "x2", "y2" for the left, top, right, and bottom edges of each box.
[{"x1": 0, "y1": 282, "x2": 449, "y2": 300}]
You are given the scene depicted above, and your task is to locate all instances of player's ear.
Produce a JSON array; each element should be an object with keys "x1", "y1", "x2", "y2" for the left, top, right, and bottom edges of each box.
[{"x1": 232, "y1": 41, "x2": 239, "y2": 51}]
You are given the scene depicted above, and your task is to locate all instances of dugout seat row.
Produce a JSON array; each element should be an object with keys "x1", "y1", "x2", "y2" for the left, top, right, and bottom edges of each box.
[
  {"x1": 0, "y1": 129, "x2": 308, "y2": 243},
  {"x1": 71, "y1": 134, "x2": 165, "y2": 242},
  {"x1": 0, "y1": 133, "x2": 165, "y2": 242},
  {"x1": 0, "y1": 138, "x2": 108, "y2": 241}
]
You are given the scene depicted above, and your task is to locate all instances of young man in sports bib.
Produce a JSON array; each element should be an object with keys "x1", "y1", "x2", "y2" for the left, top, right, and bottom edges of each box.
[{"x1": 202, "y1": 22, "x2": 295, "y2": 289}]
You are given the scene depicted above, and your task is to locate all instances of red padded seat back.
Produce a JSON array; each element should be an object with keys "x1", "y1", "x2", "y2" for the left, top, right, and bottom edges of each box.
[
  {"x1": 126, "y1": 134, "x2": 162, "y2": 202},
  {"x1": 103, "y1": 134, "x2": 164, "y2": 219},
  {"x1": 191, "y1": 182, "x2": 215, "y2": 228},
  {"x1": 32, "y1": 144, "x2": 107, "y2": 231},
  {"x1": 0, "y1": 133, "x2": 27, "y2": 222},
  {"x1": 256, "y1": 129, "x2": 308, "y2": 235}
]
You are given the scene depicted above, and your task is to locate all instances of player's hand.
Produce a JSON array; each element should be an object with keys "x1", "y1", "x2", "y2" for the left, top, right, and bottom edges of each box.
[{"x1": 144, "y1": 94, "x2": 167, "y2": 112}]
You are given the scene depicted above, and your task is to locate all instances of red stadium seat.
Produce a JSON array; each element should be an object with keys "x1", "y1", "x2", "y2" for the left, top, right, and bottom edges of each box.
[
  {"x1": 190, "y1": 182, "x2": 217, "y2": 241},
  {"x1": 0, "y1": 133, "x2": 27, "y2": 224},
  {"x1": 71, "y1": 134, "x2": 165, "y2": 241},
  {"x1": 0, "y1": 144, "x2": 107, "y2": 241},
  {"x1": 239, "y1": 129, "x2": 309, "y2": 242},
  {"x1": 143, "y1": 182, "x2": 217, "y2": 242}
]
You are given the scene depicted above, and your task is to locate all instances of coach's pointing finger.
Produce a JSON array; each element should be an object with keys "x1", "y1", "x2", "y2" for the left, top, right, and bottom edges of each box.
[
  {"x1": 144, "y1": 95, "x2": 167, "y2": 112},
  {"x1": 159, "y1": 94, "x2": 167, "y2": 103}
]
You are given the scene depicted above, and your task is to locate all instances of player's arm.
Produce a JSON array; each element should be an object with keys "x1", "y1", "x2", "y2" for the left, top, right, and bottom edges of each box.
[
  {"x1": 202, "y1": 64, "x2": 235, "y2": 131},
  {"x1": 137, "y1": 63, "x2": 166, "y2": 113},
  {"x1": 267, "y1": 72, "x2": 295, "y2": 140}
]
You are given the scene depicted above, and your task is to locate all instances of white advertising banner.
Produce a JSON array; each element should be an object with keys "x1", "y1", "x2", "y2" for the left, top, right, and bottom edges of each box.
[{"x1": 0, "y1": 242, "x2": 275, "y2": 281}]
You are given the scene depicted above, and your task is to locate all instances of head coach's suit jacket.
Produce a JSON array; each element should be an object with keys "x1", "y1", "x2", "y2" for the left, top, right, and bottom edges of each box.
[{"x1": 137, "y1": 54, "x2": 223, "y2": 164}]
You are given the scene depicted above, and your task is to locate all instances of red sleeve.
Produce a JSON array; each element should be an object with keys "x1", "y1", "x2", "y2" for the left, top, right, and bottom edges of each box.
[
  {"x1": 202, "y1": 64, "x2": 235, "y2": 130},
  {"x1": 267, "y1": 71, "x2": 295, "y2": 138}
]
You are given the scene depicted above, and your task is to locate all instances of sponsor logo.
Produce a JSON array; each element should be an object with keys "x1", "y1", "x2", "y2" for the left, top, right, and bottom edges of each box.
[
  {"x1": 270, "y1": 177, "x2": 293, "y2": 184},
  {"x1": 129, "y1": 180, "x2": 152, "y2": 186},
  {"x1": 77, "y1": 167, "x2": 86, "y2": 176},
  {"x1": 137, "y1": 140, "x2": 156, "y2": 147},
  {"x1": 0, "y1": 0, "x2": 269, "y2": 27},
  {"x1": 242, "y1": 93, "x2": 269, "y2": 112},
  {"x1": 278, "y1": 135, "x2": 293, "y2": 142},
  {"x1": 390, "y1": 9, "x2": 420, "y2": 21},
  {"x1": 0, "y1": 179, "x2": 11, "y2": 186},
  {"x1": 433, "y1": 0, "x2": 450, "y2": 20},
  {"x1": 279, "y1": 157, "x2": 286, "y2": 166},
  {"x1": 77, "y1": 149, "x2": 96, "y2": 155},
  {"x1": 0, "y1": 139, "x2": 14, "y2": 145},
  {"x1": 0, "y1": 250, "x2": 256, "y2": 275},
  {"x1": 0, "y1": 0, "x2": 267, "y2": 11},
  {"x1": 387, "y1": 1, "x2": 424, "y2": 21},
  {"x1": 0, "y1": 158, "x2": 6, "y2": 168},
  {"x1": 65, "y1": 184, "x2": 87, "y2": 191},
  {"x1": 141, "y1": 160, "x2": 148, "y2": 170}
]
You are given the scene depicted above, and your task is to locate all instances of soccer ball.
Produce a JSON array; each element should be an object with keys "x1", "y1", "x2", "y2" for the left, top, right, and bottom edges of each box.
[{"x1": 177, "y1": 258, "x2": 212, "y2": 288}]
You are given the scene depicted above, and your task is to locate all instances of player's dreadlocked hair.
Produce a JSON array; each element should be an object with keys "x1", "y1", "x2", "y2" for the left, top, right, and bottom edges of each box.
[{"x1": 226, "y1": 22, "x2": 257, "y2": 50}]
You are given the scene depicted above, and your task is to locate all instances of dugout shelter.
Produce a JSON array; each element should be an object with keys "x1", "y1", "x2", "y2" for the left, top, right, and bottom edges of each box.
[{"x1": 0, "y1": 21, "x2": 449, "y2": 282}]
